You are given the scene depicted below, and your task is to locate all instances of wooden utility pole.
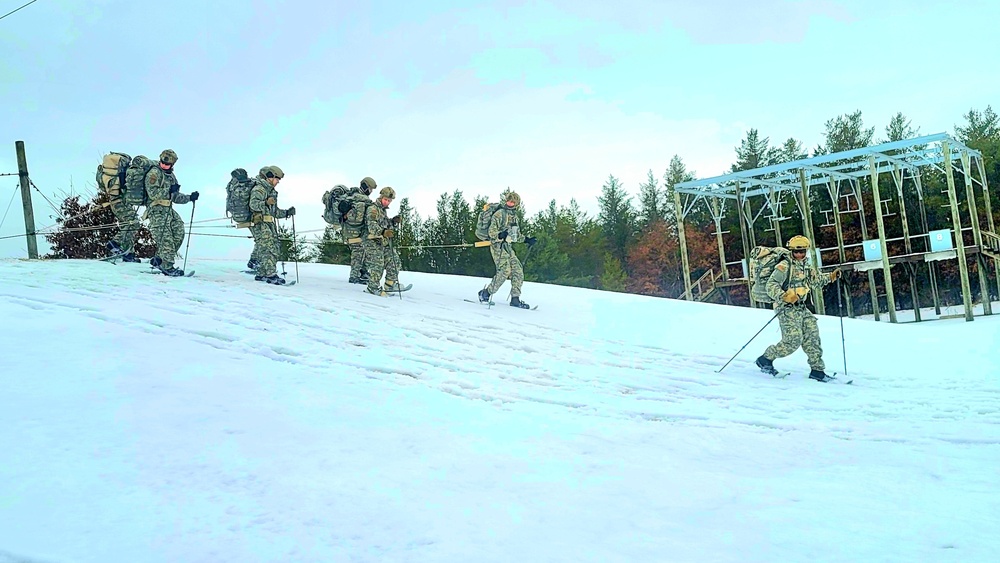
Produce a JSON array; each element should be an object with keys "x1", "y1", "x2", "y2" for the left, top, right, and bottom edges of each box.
[{"x1": 15, "y1": 141, "x2": 39, "y2": 259}]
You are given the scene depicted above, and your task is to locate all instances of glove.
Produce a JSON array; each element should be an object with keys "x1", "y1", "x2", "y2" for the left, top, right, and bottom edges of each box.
[
  {"x1": 266, "y1": 197, "x2": 276, "y2": 205},
  {"x1": 382, "y1": 228, "x2": 395, "y2": 239},
  {"x1": 285, "y1": 206, "x2": 296, "y2": 217},
  {"x1": 338, "y1": 200, "x2": 352, "y2": 214},
  {"x1": 189, "y1": 191, "x2": 199, "y2": 202},
  {"x1": 524, "y1": 236, "x2": 537, "y2": 247},
  {"x1": 391, "y1": 215, "x2": 402, "y2": 226},
  {"x1": 231, "y1": 168, "x2": 248, "y2": 181},
  {"x1": 829, "y1": 268, "x2": 841, "y2": 282},
  {"x1": 498, "y1": 230, "x2": 508, "y2": 241},
  {"x1": 169, "y1": 183, "x2": 180, "y2": 194},
  {"x1": 781, "y1": 289, "x2": 799, "y2": 304}
]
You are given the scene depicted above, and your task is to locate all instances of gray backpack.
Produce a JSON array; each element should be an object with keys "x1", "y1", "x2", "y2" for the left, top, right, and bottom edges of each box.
[
  {"x1": 124, "y1": 155, "x2": 156, "y2": 206},
  {"x1": 225, "y1": 168, "x2": 255, "y2": 223}
]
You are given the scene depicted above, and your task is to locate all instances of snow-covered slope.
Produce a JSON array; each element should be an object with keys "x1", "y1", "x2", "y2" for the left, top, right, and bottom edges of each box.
[{"x1": 1, "y1": 258, "x2": 998, "y2": 562}]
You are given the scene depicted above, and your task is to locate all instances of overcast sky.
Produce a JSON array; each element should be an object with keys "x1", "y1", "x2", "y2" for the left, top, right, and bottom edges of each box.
[{"x1": 2, "y1": 0, "x2": 996, "y2": 258}]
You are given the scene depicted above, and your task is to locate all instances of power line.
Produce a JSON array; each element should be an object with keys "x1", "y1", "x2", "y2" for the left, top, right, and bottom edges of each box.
[{"x1": 0, "y1": 0, "x2": 40, "y2": 22}]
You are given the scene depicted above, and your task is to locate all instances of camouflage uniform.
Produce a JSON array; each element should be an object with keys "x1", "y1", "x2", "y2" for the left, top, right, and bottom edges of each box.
[
  {"x1": 345, "y1": 190, "x2": 374, "y2": 283},
  {"x1": 106, "y1": 177, "x2": 141, "y2": 255},
  {"x1": 361, "y1": 188, "x2": 401, "y2": 296},
  {"x1": 485, "y1": 205, "x2": 524, "y2": 297},
  {"x1": 144, "y1": 159, "x2": 193, "y2": 271},
  {"x1": 248, "y1": 174, "x2": 290, "y2": 278},
  {"x1": 762, "y1": 256, "x2": 834, "y2": 371}
]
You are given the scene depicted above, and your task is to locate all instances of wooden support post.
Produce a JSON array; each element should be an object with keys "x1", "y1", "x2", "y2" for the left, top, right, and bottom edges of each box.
[
  {"x1": 15, "y1": 141, "x2": 39, "y2": 259},
  {"x1": 961, "y1": 152, "x2": 992, "y2": 315},
  {"x1": 869, "y1": 155, "x2": 897, "y2": 323},
  {"x1": 894, "y1": 165, "x2": 920, "y2": 321},
  {"x1": 913, "y1": 171, "x2": 941, "y2": 314},
  {"x1": 943, "y1": 140, "x2": 974, "y2": 321},
  {"x1": 800, "y1": 169, "x2": 824, "y2": 314},
  {"x1": 710, "y1": 197, "x2": 731, "y2": 305},
  {"x1": 735, "y1": 181, "x2": 754, "y2": 307},
  {"x1": 974, "y1": 155, "x2": 1000, "y2": 300},
  {"x1": 769, "y1": 187, "x2": 782, "y2": 246},
  {"x1": 828, "y1": 178, "x2": 853, "y2": 318},
  {"x1": 853, "y1": 178, "x2": 880, "y2": 320},
  {"x1": 674, "y1": 189, "x2": 693, "y2": 301}
]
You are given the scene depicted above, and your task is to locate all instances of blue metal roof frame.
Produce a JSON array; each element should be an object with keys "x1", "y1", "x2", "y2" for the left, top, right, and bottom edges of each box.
[{"x1": 674, "y1": 133, "x2": 982, "y2": 201}]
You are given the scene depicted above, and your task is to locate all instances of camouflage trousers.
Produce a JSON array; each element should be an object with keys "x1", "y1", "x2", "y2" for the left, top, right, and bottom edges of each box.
[
  {"x1": 109, "y1": 198, "x2": 140, "y2": 254},
  {"x1": 764, "y1": 304, "x2": 825, "y2": 371},
  {"x1": 147, "y1": 207, "x2": 185, "y2": 269},
  {"x1": 363, "y1": 240, "x2": 400, "y2": 294},
  {"x1": 487, "y1": 243, "x2": 523, "y2": 297},
  {"x1": 349, "y1": 242, "x2": 367, "y2": 281},
  {"x1": 249, "y1": 222, "x2": 280, "y2": 277}
]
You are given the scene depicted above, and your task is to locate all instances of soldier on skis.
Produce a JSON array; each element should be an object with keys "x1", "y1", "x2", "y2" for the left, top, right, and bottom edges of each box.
[
  {"x1": 755, "y1": 235, "x2": 840, "y2": 382},
  {"x1": 477, "y1": 190, "x2": 536, "y2": 309},
  {"x1": 248, "y1": 166, "x2": 294, "y2": 285}
]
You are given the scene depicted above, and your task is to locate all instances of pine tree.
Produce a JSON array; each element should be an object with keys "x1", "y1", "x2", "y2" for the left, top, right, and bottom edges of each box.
[
  {"x1": 663, "y1": 155, "x2": 696, "y2": 230},
  {"x1": 885, "y1": 111, "x2": 920, "y2": 142},
  {"x1": 598, "y1": 174, "x2": 636, "y2": 266},
  {"x1": 44, "y1": 193, "x2": 155, "y2": 259},
  {"x1": 732, "y1": 129, "x2": 779, "y2": 172},
  {"x1": 637, "y1": 169, "x2": 664, "y2": 230},
  {"x1": 599, "y1": 252, "x2": 627, "y2": 292},
  {"x1": 277, "y1": 224, "x2": 308, "y2": 262},
  {"x1": 955, "y1": 105, "x2": 999, "y2": 146},
  {"x1": 313, "y1": 226, "x2": 349, "y2": 265},
  {"x1": 814, "y1": 110, "x2": 875, "y2": 155}
]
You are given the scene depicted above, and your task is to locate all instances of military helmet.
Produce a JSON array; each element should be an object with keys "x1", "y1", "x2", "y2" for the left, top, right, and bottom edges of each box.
[
  {"x1": 787, "y1": 235, "x2": 811, "y2": 250},
  {"x1": 265, "y1": 165, "x2": 284, "y2": 179},
  {"x1": 379, "y1": 186, "x2": 396, "y2": 200},
  {"x1": 360, "y1": 176, "x2": 377, "y2": 195},
  {"x1": 159, "y1": 149, "x2": 178, "y2": 165},
  {"x1": 504, "y1": 190, "x2": 521, "y2": 207}
]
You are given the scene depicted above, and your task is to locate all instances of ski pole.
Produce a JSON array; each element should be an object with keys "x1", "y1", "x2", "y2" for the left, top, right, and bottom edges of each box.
[
  {"x1": 182, "y1": 200, "x2": 196, "y2": 273},
  {"x1": 292, "y1": 214, "x2": 299, "y2": 284},
  {"x1": 837, "y1": 274, "x2": 847, "y2": 378},
  {"x1": 716, "y1": 312, "x2": 779, "y2": 373}
]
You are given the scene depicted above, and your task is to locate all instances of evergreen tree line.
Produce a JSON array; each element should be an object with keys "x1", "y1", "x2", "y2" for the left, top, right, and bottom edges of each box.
[{"x1": 301, "y1": 107, "x2": 1000, "y2": 313}]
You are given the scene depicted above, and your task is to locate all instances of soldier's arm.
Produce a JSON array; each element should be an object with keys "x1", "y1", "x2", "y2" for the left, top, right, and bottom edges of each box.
[
  {"x1": 766, "y1": 262, "x2": 790, "y2": 302},
  {"x1": 275, "y1": 204, "x2": 287, "y2": 219},
  {"x1": 144, "y1": 169, "x2": 160, "y2": 199},
  {"x1": 170, "y1": 187, "x2": 191, "y2": 205},
  {"x1": 367, "y1": 205, "x2": 384, "y2": 234},
  {"x1": 249, "y1": 185, "x2": 266, "y2": 213}
]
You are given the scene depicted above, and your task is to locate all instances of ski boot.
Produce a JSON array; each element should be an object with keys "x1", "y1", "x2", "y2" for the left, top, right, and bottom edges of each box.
[
  {"x1": 510, "y1": 296, "x2": 530, "y2": 309},
  {"x1": 106, "y1": 240, "x2": 122, "y2": 254},
  {"x1": 478, "y1": 288, "x2": 491, "y2": 303},
  {"x1": 755, "y1": 355, "x2": 779, "y2": 376},
  {"x1": 247, "y1": 258, "x2": 260, "y2": 271},
  {"x1": 255, "y1": 274, "x2": 286, "y2": 285},
  {"x1": 150, "y1": 256, "x2": 162, "y2": 268},
  {"x1": 809, "y1": 369, "x2": 834, "y2": 383},
  {"x1": 160, "y1": 266, "x2": 184, "y2": 277},
  {"x1": 366, "y1": 286, "x2": 387, "y2": 297},
  {"x1": 121, "y1": 253, "x2": 141, "y2": 263}
]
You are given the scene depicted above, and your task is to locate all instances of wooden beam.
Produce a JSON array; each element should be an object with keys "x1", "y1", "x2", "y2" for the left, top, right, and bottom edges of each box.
[
  {"x1": 870, "y1": 155, "x2": 897, "y2": 323},
  {"x1": 942, "y1": 140, "x2": 974, "y2": 321}
]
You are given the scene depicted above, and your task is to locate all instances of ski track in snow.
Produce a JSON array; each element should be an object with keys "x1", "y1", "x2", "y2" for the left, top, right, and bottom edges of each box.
[{"x1": 0, "y1": 261, "x2": 1000, "y2": 562}]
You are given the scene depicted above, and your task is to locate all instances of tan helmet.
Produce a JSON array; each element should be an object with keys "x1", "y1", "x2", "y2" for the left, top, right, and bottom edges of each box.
[
  {"x1": 159, "y1": 149, "x2": 178, "y2": 165},
  {"x1": 787, "y1": 235, "x2": 811, "y2": 250},
  {"x1": 265, "y1": 165, "x2": 284, "y2": 179},
  {"x1": 504, "y1": 190, "x2": 521, "y2": 207},
  {"x1": 379, "y1": 187, "x2": 396, "y2": 200},
  {"x1": 360, "y1": 177, "x2": 377, "y2": 195}
]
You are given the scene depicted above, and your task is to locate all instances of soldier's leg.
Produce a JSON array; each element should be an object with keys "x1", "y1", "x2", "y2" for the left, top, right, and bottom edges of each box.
[
  {"x1": 800, "y1": 312, "x2": 826, "y2": 371},
  {"x1": 349, "y1": 243, "x2": 365, "y2": 282},
  {"x1": 363, "y1": 241, "x2": 385, "y2": 294},
  {"x1": 509, "y1": 254, "x2": 524, "y2": 297},
  {"x1": 256, "y1": 223, "x2": 280, "y2": 277},
  {"x1": 249, "y1": 224, "x2": 264, "y2": 273},
  {"x1": 384, "y1": 246, "x2": 400, "y2": 286},
  {"x1": 149, "y1": 210, "x2": 177, "y2": 268},
  {"x1": 110, "y1": 199, "x2": 140, "y2": 253},
  {"x1": 486, "y1": 246, "x2": 513, "y2": 295},
  {"x1": 764, "y1": 307, "x2": 805, "y2": 360}
]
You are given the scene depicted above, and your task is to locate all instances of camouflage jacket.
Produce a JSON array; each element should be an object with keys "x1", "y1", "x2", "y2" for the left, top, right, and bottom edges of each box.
[
  {"x1": 766, "y1": 257, "x2": 831, "y2": 305},
  {"x1": 249, "y1": 176, "x2": 288, "y2": 220},
  {"x1": 144, "y1": 167, "x2": 192, "y2": 206},
  {"x1": 362, "y1": 202, "x2": 392, "y2": 244},
  {"x1": 488, "y1": 206, "x2": 522, "y2": 244}
]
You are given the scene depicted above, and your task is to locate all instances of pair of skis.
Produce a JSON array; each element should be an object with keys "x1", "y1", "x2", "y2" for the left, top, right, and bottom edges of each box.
[{"x1": 463, "y1": 299, "x2": 538, "y2": 311}]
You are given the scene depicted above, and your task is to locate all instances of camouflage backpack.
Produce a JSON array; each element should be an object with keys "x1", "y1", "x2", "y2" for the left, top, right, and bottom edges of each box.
[
  {"x1": 124, "y1": 155, "x2": 158, "y2": 206},
  {"x1": 96, "y1": 152, "x2": 132, "y2": 198},
  {"x1": 748, "y1": 246, "x2": 792, "y2": 302},
  {"x1": 321, "y1": 185, "x2": 357, "y2": 227},
  {"x1": 475, "y1": 202, "x2": 504, "y2": 241},
  {"x1": 225, "y1": 168, "x2": 255, "y2": 224},
  {"x1": 341, "y1": 197, "x2": 372, "y2": 240}
]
